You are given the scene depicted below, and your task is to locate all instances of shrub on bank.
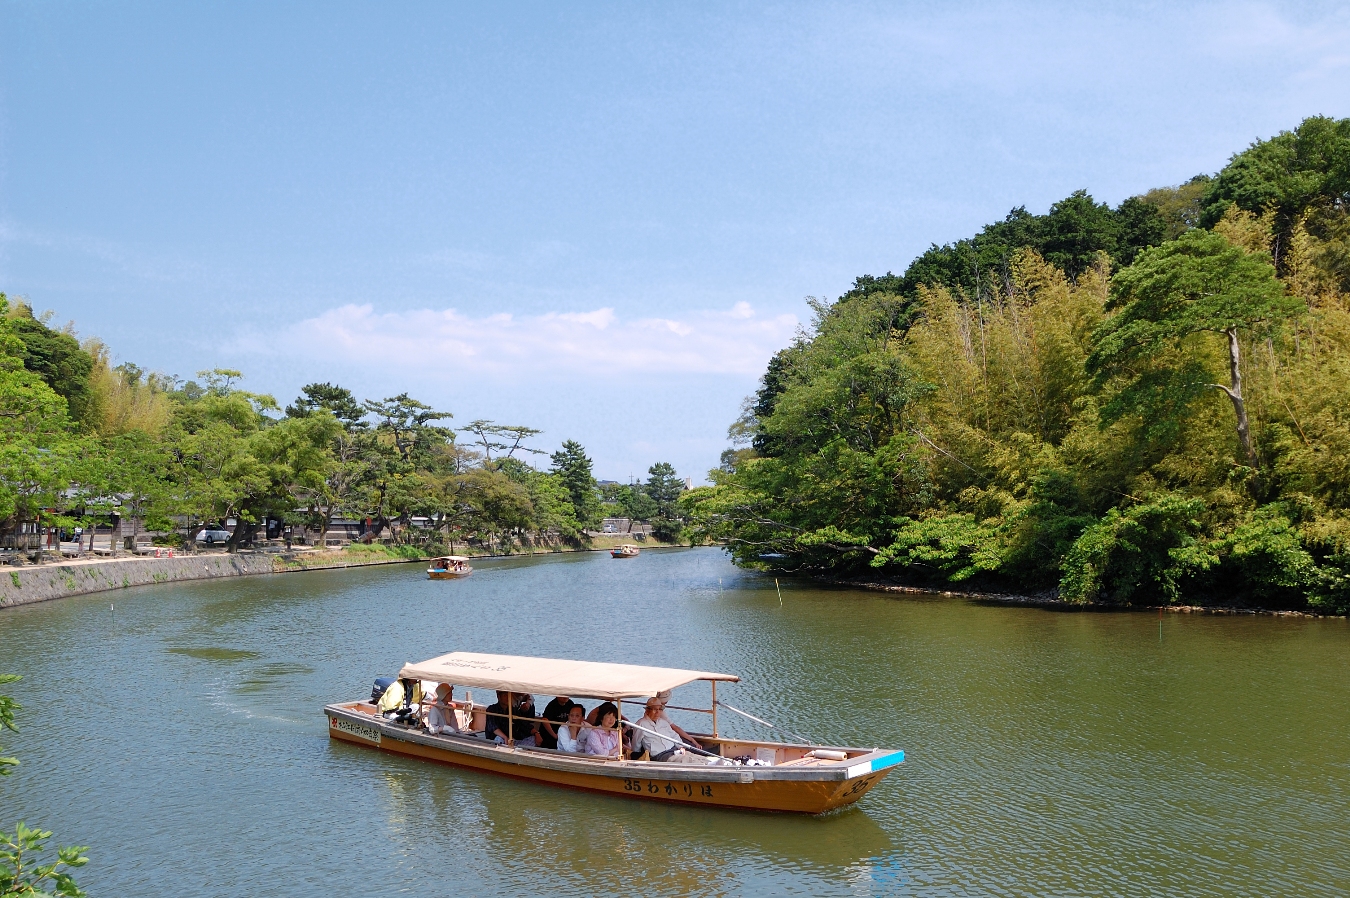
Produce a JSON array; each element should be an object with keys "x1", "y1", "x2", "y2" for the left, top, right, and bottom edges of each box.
[{"x1": 342, "y1": 543, "x2": 433, "y2": 561}]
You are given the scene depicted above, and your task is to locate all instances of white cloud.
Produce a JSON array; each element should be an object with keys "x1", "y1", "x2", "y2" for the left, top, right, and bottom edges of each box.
[{"x1": 242, "y1": 302, "x2": 798, "y2": 378}]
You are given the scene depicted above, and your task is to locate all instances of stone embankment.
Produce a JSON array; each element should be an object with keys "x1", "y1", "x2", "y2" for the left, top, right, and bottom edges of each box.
[
  {"x1": 0, "y1": 552, "x2": 419, "y2": 610},
  {"x1": 0, "y1": 540, "x2": 692, "y2": 610}
]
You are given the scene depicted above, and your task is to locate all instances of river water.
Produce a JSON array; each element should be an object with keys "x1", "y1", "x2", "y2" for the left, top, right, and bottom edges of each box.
[{"x1": 1, "y1": 547, "x2": 1347, "y2": 896}]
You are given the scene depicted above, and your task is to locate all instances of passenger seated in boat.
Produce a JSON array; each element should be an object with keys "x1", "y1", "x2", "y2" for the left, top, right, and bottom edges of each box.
[
  {"x1": 584, "y1": 702, "x2": 621, "y2": 757},
  {"x1": 485, "y1": 690, "x2": 512, "y2": 744},
  {"x1": 426, "y1": 683, "x2": 459, "y2": 735},
  {"x1": 631, "y1": 697, "x2": 702, "y2": 761},
  {"x1": 555, "y1": 703, "x2": 587, "y2": 753},
  {"x1": 512, "y1": 693, "x2": 540, "y2": 748},
  {"x1": 539, "y1": 695, "x2": 574, "y2": 749},
  {"x1": 586, "y1": 703, "x2": 629, "y2": 728}
]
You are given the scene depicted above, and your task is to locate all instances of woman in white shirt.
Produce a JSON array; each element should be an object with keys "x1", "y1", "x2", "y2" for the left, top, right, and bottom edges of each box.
[
  {"x1": 584, "y1": 702, "x2": 621, "y2": 758},
  {"x1": 426, "y1": 683, "x2": 460, "y2": 735},
  {"x1": 556, "y1": 703, "x2": 588, "y2": 753}
]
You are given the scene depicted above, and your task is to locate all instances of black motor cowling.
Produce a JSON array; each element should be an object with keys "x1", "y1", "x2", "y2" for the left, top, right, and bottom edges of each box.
[{"x1": 371, "y1": 676, "x2": 397, "y2": 704}]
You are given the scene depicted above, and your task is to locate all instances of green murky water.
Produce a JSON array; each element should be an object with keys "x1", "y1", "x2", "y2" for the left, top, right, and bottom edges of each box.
[{"x1": 1, "y1": 547, "x2": 1346, "y2": 896}]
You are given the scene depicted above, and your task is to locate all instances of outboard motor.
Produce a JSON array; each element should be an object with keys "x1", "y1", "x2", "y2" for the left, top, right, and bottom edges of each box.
[{"x1": 371, "y1": 676, "x2": 397, "y2": 705}]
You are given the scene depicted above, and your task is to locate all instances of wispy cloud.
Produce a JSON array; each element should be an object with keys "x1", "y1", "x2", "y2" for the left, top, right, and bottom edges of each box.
[{"x1": 236, "y1": 301, "x2": 798, "y2": 377}]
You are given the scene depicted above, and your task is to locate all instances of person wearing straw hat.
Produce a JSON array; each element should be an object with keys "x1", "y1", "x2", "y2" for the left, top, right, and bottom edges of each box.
[{"x1": 426, "y1": 683, "x2": 460, "y2": 735}]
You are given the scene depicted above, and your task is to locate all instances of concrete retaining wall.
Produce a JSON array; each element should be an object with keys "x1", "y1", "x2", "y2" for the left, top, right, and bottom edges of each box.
[
  {"x1": 1, "y1": 555, "x2": 280, "y2": 609},
  {"x1": 0, "y1": 541, "x2": 688, "y2": 610}
]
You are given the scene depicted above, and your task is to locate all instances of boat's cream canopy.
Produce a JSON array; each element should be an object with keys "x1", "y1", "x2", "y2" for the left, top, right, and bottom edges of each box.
[{"x1": 398, "y1": 652, "x2": 738, "y2": 700}]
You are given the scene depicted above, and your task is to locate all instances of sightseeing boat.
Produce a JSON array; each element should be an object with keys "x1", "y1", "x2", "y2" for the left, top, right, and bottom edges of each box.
[
  {"x1": 324, "y1": 652, "x2": 904, "y2": 814},
  {"x1": 610, "y1": 544, "x2": 640, "y2": 558},
  {"x1": 427, "y1": 556, "x2": 473, "y2": 579}
]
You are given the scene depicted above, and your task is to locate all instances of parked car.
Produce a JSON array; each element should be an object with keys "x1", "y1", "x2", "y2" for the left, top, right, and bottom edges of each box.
[{"x1": 196, "y1": 527, "x2": 231, "y2": 545}]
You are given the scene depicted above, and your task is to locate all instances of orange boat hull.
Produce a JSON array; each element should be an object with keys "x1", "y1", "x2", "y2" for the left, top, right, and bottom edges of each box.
[{"x1": 325, "y1": 703, "x2": 898, "y2": 814}]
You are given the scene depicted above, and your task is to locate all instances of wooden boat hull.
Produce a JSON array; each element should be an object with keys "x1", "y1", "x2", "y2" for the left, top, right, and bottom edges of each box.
[
  {"x1": 427, "y1": 568, "x2": 472, "y2": 579},
  {"x1": 325, "y1": 702, "x2": 901, "y2": 814},
  {"x1": 610, "y1": 550, "x2": 638, "y2": 558}
]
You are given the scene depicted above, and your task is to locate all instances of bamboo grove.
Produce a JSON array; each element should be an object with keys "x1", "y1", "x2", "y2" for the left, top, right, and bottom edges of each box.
[{"x1": 684, "y1": 116, "x2": 1350, "y2": 612}]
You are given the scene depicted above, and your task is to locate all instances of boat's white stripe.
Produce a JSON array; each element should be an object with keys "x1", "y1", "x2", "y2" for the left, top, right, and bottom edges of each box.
[{"x1": 845, "y1": 761, "x2": 871, "y2": 778}]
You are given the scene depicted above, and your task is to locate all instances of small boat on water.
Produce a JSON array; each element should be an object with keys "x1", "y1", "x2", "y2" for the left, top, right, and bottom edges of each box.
[
  {"x1": 427, "y1": 556, "x2": 473, "y2": 579},
  {"x1": 610, "y1": 544, "x2": 640, "y2": 558},
  {"x1": 324, "y1": 652, "x2": 904, "y2": 814}
]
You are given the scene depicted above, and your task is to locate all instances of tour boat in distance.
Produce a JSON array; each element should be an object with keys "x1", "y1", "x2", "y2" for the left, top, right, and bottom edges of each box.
[
  {"x1": 610, "y1": 544, "x2": 640, "y2": 558},
  {"x1": 324, "y1": 651, "x2": 904, "y2": 814},
  {"x1": 427, "y1": 556, "x2": 473, "y2": 579}
]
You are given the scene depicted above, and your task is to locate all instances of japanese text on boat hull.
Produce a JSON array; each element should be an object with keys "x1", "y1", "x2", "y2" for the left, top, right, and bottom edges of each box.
[{"x1": 330, "y1": 716, "x2": 381, "y2": 744}]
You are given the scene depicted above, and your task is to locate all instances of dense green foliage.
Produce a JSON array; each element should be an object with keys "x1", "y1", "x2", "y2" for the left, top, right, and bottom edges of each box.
[
  {"x1": 1200, "y1": 115, "x2": 1350, "y2": 290},
  {"x1": 550, "y1": 441, "x2": 602, "y2": 530},
  {"x1": 836, "y1": 189, "x2": 1168, "y2": 333},
  {"x1": 0, "y1": 301, "x2": 684, "y2": 552},
  {"x1": 686, "y1": 116, "x2": 1350, "y2": 612}
]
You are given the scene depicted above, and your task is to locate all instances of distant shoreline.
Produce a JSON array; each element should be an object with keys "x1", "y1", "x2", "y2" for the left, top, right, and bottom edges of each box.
[
  {"x1": 817, "y1": 574, "x2": 1345, "y2": 619},
  {"x1": 0, "y1": 541, "x2": 689, "y2": 610}
]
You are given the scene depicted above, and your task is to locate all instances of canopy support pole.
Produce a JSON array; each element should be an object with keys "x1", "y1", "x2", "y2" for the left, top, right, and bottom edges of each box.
[
  {"x1": 507, "y1": 694, "x2": 514, "y2": 748},
  {"x1": 711, "y1": 681, "x2": 718, "y2": 737},
  {"x1": 718, "y1": 701, "x2": 816, "y2": 746}
]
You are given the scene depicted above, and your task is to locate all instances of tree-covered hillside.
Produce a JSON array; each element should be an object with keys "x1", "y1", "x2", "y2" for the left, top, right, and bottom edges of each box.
[{"x1": 686, "y1": 116, "x2": 1350, "y2": 612}]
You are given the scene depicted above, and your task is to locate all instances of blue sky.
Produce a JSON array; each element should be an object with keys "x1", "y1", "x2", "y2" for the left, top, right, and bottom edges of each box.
[{"x1": 2, "y1": 2, "x2": 1348, "y2": 482}]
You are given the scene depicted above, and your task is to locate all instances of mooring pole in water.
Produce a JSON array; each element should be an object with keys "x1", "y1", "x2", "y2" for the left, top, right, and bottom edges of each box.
[
  {"x1": 1159, "y1": 606, "x2": 1163, "y2": 643},
  {"x1": 775, "y1": 579, "x2": 783, "y2": 606}
]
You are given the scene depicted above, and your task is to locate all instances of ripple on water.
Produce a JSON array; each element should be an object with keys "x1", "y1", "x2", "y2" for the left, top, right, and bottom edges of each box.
[
  {"x1": 164, "y1": 646, "x2": 262, "y2": 662},
  {"x1": 1, "y1": 548, "x2": 1347, "y2": 898}
]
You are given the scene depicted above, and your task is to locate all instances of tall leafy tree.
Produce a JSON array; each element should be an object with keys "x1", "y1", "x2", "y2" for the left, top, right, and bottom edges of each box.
[
  {"x1": 459, "y1": 420, "x2": 542, "y2": 462},
  {"x1": 618, "y1": 485, "x2": 658, "y2": 522},
  {"x1": 1037, "y1": 190, "x2": 1124, "y2": 278},
  {"x1": 0, "y1": 298, "x2": 81, "y2": 550},
  {"x1": 363, "y1": 394, "x2": 453, "y2": 466},
  {"x1": 286, "y1": 382, "x2": 368, "y2": 429},
  {"x1": 549, "y1": 440, "x2": 600, "y2": 528},
  {"x1": 645, "y1": 462, "x2": 685, "y2": 520},
  {"x1": 2, "y1": 298, "x2": 97, "y2": 429},
  {"x1": 1201, "y1": 115, "x2": 1350, "y2": 284},
  {"x1": 1088, "y1": 229, "x2": 1303, "y2": 469},
  {"x1": 285, "y1": 384, "x2": 378, "y2": 537},
  {"x1": 162, "y1": 371, "x2": 277, "y2": 545},
  {"x1": 1139, "y1": 175, "x2": 1212, "y2": 240},
  {"x1": 361, "y1": 394, "x2": 454, "y2": 533}
]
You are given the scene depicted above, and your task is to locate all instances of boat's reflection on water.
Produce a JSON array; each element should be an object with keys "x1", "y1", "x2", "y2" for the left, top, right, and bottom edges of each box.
[{"x1": 366, "y1": 749, "x2": 898, "y2": 896}]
